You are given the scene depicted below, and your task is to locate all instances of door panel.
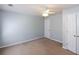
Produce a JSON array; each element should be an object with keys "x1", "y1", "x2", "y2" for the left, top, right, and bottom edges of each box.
[
  {"x1": 66, "y1": 13, "x2": 76, "y2": 53},
  {"x1": 76, "y1": 13, "x2": 79, "y2": 54},
  {"x1": 67, "y1": 13, "x2": 76, "y2": 53}
]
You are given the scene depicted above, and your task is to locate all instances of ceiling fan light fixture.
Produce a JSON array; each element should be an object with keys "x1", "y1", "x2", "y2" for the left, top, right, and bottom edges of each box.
[
  {"x1": 49, "y1": 11, "x2": 55, "y2": 14},
  {"x1": 42, "y1": 13, "x2": 49, "y2": 17}
]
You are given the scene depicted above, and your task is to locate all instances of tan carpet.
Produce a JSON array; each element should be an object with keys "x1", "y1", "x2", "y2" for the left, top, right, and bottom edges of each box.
[{"x1": 0, "y1": 38, "x2": 76, "y2": 55}]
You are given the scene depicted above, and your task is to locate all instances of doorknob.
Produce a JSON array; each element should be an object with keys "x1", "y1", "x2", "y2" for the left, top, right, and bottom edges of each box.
[{"x1": 74, "y1": 35, "x2": 79, "y2": 37}]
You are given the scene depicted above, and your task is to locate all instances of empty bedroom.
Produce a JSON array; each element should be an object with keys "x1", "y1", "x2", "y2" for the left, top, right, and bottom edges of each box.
[{"x1": 0, "y1": 4, "x2": 79, "y2": 55}]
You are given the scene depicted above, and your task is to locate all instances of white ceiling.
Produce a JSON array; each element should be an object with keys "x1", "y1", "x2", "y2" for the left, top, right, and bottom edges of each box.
[{"x1": 0, "y1": 4, "x2": 79, "y2": 16}]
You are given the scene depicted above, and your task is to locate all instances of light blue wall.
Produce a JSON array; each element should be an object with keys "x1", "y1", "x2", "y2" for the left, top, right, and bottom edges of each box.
[
  {"x1": 45, "y1": 12, "x2": 62, "y2": 43},
  {"x1": 0, "y1": 10, "x2": 44, "y2": 47}
]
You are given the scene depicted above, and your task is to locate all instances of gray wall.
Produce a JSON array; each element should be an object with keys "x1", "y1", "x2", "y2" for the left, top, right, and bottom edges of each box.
[
  {"x1": 0, "y1": 10, "x2": 44, "y2": 47},
  {"x1": 45, "y1": 12, "x2": 62, "y2": 43}
]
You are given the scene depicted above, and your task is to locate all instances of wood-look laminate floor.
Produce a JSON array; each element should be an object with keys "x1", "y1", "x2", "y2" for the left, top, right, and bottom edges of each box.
[{"x1": 0, "y1": 38, "x2": 76, "y2": 55}]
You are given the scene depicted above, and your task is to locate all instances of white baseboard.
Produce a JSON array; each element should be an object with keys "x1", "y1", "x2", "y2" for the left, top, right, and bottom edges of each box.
[
  {"x1": 0, "y1": 36, "x2": 43, "y2": 48},
  {"x1": 44, "y1": 36, "x2": 62, "y2": 43},
  {"x1": 51, "y1": 38, "x2": 62, "y2": 43}
]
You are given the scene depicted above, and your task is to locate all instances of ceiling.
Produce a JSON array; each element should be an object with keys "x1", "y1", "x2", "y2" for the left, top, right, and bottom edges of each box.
[{"x1": 0, "y1": 4, "x2": 79, "y2": 16}]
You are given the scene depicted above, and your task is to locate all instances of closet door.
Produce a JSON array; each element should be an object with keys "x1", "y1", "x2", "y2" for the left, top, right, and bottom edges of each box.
[
  {"x1": 63, "y1": 13, "x2": 76, "y2": 53},
  {"x1": 76, "y1": 13, "x2": 79, "y2": 54},
  {"x1": 67, "y1": 13, "x2": 76, "y2": 53}
]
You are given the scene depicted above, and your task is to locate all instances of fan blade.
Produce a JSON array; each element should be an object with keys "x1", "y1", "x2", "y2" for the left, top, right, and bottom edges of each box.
[{"x1": 48, "y1": 12, "x2": 55, "y2": 14}]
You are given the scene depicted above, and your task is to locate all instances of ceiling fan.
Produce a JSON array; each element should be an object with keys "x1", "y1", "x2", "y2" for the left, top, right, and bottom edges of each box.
[{"x1": 42, "y1": 8, "x2": 55, "y2": 17}]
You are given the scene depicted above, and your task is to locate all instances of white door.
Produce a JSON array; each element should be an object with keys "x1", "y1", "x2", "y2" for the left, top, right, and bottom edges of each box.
[
  {"x1": 76, "y1": 13, "x2": 79, "y2": 54},
  {"x1": 67, "y1": 13, "x2": 76, "y2": 53},
  {"x1": 63, "y1": 13, "x2": 76, "y2": 53}
]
